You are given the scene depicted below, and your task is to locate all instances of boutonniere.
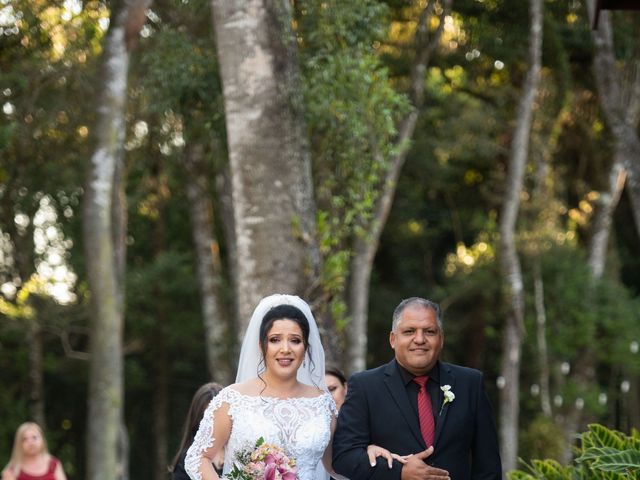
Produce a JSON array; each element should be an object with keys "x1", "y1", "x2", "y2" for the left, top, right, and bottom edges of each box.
[{"x1": 439, "y1": 385, "x2": 455, "y2": 416}]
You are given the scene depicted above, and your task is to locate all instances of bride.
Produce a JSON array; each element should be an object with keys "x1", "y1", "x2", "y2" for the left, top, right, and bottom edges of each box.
[{"x1": 185, "y1": 294, "x2": 396, "y2": 480}]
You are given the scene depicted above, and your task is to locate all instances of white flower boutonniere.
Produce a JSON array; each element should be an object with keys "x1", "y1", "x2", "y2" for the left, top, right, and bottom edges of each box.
[{"x1": 439, "y1": 385, "x2": 455, "y2": 416}]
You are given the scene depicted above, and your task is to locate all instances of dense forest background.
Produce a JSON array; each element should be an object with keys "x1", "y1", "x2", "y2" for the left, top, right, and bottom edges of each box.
[{"x1": 1, "y1": 0, "x2": 639, "y2": 478}]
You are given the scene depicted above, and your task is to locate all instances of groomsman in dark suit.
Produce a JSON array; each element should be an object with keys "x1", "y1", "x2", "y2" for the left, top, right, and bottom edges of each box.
[{"x1": 332, "y1": 297, "x2": 501, "y2": 480}]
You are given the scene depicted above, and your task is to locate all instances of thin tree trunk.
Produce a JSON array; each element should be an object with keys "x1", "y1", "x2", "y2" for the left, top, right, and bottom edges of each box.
[
  {"x1": 183, "y1": 142, "x2": 233, "y2": 383},
  {"x1": 587, "y1": 162, "x2": 626, "y2": 279},
  {"x1": 532, "y1": 260, "x2": 552, "y2": 417},
  {"x1": 83, "y1": 1, "x2": 149, "y2": 479},
  {"x1": 211, "y1": 0, "x2": 319, "y2": 331},
  {"x1": 530, "y1": 101, "x2": 556, "y2": 420},
  {"x1": 498, "y1": 0, "x2": 543, "y2": 471},
  {"x1": 345, "y1": 0, "x2": 452, "y2": 374}
]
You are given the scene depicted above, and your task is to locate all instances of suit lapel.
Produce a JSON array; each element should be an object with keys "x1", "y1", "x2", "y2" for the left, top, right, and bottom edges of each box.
[
  {"x1": 383, "y1": 360, "x2": 425, "y2": 447},
  {"x1": 434, "y1": 362, "x2": 456, "y2": 446}
]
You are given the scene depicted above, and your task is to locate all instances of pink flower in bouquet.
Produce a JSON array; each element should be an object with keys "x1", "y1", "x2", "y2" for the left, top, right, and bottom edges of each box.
[
  {"x1": 263, "y1": 451, "x2": 297, "y2": 480},
  {"x1": 245, "y1": 461, "x2": 265, "y2": 478}
]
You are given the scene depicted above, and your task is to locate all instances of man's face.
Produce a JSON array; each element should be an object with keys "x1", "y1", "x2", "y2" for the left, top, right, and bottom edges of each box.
[{"x1": 390, "y1": 305, "x2": 443, "y2": 376}]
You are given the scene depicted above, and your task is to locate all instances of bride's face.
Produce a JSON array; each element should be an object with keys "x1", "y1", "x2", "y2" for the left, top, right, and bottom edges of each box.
[{"x1": 264, "y1": 319, "x2": 306, "y2": 377}]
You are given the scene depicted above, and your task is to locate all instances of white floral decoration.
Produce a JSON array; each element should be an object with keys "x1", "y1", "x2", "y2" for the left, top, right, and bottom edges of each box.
[{"x1": 439, "y1": 384, "x2": 455, "y2": 415}]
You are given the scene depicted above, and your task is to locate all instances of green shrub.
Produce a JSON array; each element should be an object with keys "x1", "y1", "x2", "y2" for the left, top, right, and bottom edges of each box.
[{"x1": 508, "y1": 424, "x2": 640, "y2": 479}]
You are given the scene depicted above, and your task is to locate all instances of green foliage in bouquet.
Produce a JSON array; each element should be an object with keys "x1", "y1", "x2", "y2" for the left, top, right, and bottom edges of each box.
[{"x1": 508, "y1": 424, "x2": 640, "y2": 480}]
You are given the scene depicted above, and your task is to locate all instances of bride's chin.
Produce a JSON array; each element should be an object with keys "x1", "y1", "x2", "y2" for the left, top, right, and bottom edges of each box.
[{"x1": 268, "y1": 362, "x2": 301, "y2": 376}]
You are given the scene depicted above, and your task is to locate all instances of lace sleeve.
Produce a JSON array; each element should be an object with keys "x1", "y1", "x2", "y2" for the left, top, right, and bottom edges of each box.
[
  {"x1": 185, "y1": 388, "x2": 232, "y2": 480},
  {"x1": 321, "y1": 391, "x2": 338, "y2": 420},
  {"x1": 327, "y1": 392, "x2": 338, "y2": 417}
]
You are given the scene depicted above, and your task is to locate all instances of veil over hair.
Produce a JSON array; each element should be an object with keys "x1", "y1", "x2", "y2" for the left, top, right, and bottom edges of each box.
[{"x1": 235, "y1": 294, "x2": 327, "y2": 390}]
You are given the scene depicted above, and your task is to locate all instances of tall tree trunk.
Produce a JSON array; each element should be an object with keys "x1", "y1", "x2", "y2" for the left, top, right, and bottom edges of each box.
[
  {"x1": 83, "y1": 1, "x2": 149, "y2": 479},
  {"x1": 183, "y1": 142, "x2": 233, "y2": 383},
  {"x1": 498, "y1": 0, "x2": 543, "y2": 472},
  {"x1": 556, "y1": 11, "x2": 640, "y2": 461},
  {"x1": 345, "y1": 0, "x2": 452, "y2": 374},
  {"x1": 592, "y1": 11, "x2": 640, "y2": 240},
  {"x1": 211, "y1": 0, "x2": 319, "y2": 331}
]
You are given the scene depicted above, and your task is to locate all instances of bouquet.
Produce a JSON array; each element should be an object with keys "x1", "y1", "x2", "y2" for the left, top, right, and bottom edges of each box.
[{"x1": 226, "y1": 437, "x2": 298, "y2": 480}]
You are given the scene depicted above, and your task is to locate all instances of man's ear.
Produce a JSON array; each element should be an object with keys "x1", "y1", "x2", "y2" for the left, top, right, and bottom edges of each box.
[{"x1": 389, "y1": 331, "x2": 396, "y2": 350}]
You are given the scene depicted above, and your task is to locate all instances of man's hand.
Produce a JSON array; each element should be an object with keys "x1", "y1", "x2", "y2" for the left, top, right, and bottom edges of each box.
[
  {"x1": 367, "y1": 444, "x2": 411, "y2": 468},
  {"x1": 400, "y1": 447, "x2": 449, "y2": 480}
]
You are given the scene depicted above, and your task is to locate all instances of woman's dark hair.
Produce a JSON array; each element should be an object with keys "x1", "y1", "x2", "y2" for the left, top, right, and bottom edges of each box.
[
  {"x1": 325, "y1": 365, "x2": 348, "y2": 386},
  {"x1": 170, "y1": 382, "x2": 224, "y2": 473}
]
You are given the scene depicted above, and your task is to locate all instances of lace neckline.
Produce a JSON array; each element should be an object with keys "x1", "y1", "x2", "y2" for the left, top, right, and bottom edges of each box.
[{"x1": 226, "y1": 387, "x2": 329, "y2": 402}]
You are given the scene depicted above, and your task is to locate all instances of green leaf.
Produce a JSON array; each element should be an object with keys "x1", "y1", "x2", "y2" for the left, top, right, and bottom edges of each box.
[
  {"x1": 578, "y1": 447, "x2": 640, "y2": 474},
  {"x1": 587, "y1": 424, "x2": 627, "y2": 450}
]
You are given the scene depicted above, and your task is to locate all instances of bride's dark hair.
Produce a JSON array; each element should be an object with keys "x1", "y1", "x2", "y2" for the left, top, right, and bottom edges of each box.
[{"x1": 256, "y1": 305, "x2": 316, "y2": 384}]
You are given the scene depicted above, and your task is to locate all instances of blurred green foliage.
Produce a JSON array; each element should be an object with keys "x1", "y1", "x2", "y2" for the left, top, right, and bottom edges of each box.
[{"x1": 509, "y1": 424, "x2": 640, "y2": 479}]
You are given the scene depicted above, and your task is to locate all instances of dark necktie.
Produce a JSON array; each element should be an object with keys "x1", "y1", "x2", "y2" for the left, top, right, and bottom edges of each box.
[{"x1": 413, "y1": 375, "x2": 435, "y2": 447}]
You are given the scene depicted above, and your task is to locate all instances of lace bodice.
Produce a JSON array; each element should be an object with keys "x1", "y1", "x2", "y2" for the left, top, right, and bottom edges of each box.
[{"x1": 185, "y1": 387, "x2": 337, "y2": 480}]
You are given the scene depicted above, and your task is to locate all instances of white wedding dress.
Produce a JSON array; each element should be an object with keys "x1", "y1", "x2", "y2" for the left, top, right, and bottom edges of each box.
[{"x1": 185, "y1": 387, "x2": 337, "y2": 480}]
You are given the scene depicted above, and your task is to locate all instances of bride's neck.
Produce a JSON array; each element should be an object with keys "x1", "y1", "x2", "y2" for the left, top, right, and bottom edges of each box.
[{"x1": 261, "y1": 371, "x2": 301, "y2": 397}]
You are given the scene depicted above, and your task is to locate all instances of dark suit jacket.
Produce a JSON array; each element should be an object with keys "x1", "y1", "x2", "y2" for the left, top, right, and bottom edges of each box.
[{"x1": 332, "y1": 359, "x2": 501, "y2": 480}]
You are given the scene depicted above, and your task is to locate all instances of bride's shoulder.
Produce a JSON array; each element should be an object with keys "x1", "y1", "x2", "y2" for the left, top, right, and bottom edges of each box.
[
  {"x1": 226, "y1": 378, "x2": 263, "y2": 396},
  {"x1": 299, "y1": 383, "x2": 327, "y2": 399}
]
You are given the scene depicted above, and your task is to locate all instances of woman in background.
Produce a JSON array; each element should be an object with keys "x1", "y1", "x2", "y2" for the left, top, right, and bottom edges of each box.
[
  {"x1": 171, "y1": 382, "x2": 225, "y2": 480},
  {"x1": 1, "y1": 422, "x2": 67, "y2": 480},
  {"x1": 324, "y1": 366, "x2": 348, "y2": 411}
]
